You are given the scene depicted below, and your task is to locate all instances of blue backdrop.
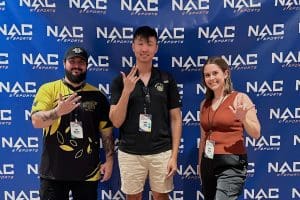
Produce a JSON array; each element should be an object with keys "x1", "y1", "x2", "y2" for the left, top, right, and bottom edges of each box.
[{"x1": 0, "y1": 0, "x2": 300, "y2": 199}]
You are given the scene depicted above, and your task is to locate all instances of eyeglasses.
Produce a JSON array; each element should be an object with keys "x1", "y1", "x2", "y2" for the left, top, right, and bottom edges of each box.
[{"x1": 143, "y1": 87, "x2": 151, "y2": 104}]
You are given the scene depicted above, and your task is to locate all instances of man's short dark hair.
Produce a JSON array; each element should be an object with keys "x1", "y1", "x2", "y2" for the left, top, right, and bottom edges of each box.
[{"x1": 133, "y1": 26, "x2": 158, "y2": 42}]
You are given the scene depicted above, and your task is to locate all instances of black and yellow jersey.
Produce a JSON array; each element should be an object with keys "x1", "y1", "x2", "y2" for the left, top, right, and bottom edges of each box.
[{"x1": 31, "y1": 79, "x2": 113, "y2": 181}]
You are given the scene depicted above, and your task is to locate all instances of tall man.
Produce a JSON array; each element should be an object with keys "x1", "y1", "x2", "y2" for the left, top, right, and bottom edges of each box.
[
  {"x1": 31, "y1": 46, "x2": 114, "y2": 200},
  {"x1": 110, "y1": 26, "x2": 182, "y2": 200}
]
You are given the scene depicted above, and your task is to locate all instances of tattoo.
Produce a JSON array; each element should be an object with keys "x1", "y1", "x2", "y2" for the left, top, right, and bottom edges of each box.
[
  {"x1": 36, "y1": 109, "x2": 59, "y2": 122},
  {"x1": 102, "y1": 134, "x2": 114, "y2": 157}
]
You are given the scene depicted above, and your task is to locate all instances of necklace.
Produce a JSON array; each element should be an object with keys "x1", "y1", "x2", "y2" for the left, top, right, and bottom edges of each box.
[{"x1": 207, "y1": 95, "x2": 226, "y2": 134}]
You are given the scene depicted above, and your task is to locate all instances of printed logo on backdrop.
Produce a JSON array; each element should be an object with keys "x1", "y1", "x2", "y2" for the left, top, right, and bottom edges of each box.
[
  {"x1": 120, "y1": 0, "x2": 159, "y2": 16},
  {"x1": 100, "y1": 190, "x2": 125, "y2": 200},
  {"x1": 121, "y1": 56, "x2": 158, "y2": 68},
  {"x1": 87, "y1": 55, "x2": 109, "y2": 72},
  {"x1": 248, "y1": 23, "x2": 284, "y2": 41},
  {"x1": 247, "y1": 162, "x2": 255, "y2": 177},
  {"x1": 0, "y1": 164, "x2": 14, "y2": 180},
  {"x1": 198, "y1": 25, "x2": 235, "y2": 43},
  {"x1": 196, "y1": 190, "x2": 205, "y2": 200},
  {"x1": 297, "y1": 80, "x2": 300, "y2": 92},
  {"x1": 171, "y1": 0, "x2": 210, "y2": 15},
  {"x1": 274, "y1": 0, "x2": 300, "y2": 11},
  {"x1": 0, "y1": 81, "x2": 36, "y2": 98},
  {"x1": 68, "y1": 0, "x2": 107, "y2": 14},
  {"x1": 268, "y1": 161, "x2": 300, "y2": 177},
  {"x1": 96, "y1": 27, "x2": 133, "y2": 44},
  {"x1": 172, "y1": 56, "x2": 207, "y2": 72},
  {"x1": 244, "y1": 188, "x2": 280, "y2": 199},
  {"x1": 177, "y1": 164, "x2": 199, "y2": 180},
  {"x1": 182, "y1": 110, "x2": 200, "y2": 126},
  {"x1": 22, "y1": 53, "x2": 59, "y2": 70},
  {"x1": 0, "y1": 110, "x2": 12, "y2": 126},
  {"x1": 0, "y1": 53, "x2": 8, "y2": 69},
  {"x1": 223, "y1": 0, "x2": 261, "y2": 13},
  {"x1": 245, "y1": 135, "x2": 281, "y2": 151},
  {"x1": 292, "y1": 188, "x2": 300, "y2": 198},
  {"x1": 98, "y1": 83, "x2": 110, "y2": 98},
  {"x1": 272, "y1": 51, "x2": 300, "y2": 68},
  {"x1": 0, "y1": 0, "x2": 5, "y2": 11},
  {"x1": 0, "y1": 24, "x2": 33, "y2": 41},
  {"x1": 4, "y1": 190, "x2": 39, "y2": 200},
  {"x1": 155, "y1": 27, "x2": 185, "y2": 44},
  {"x1": 46, "y1": 25, "x2": 84, "y2": 43},
  {"x1": 19, "y1": 0, "x2": 56, "y2": 13},
  {"x1": 196, "y1": 83, "x2": 206, "y2": 95},
  {"x1": 178, "y1": 138, "x2": 184, "y2": 153},
  {"x1": 269, "y1": 107, "x2": 300, "y2": 124},
  {"x1": 149, "y1": 191, "x2": 184, "y2": 200},
  {"x1": 27, "y1": 163, "x2": 39, "y2": 179},
  {"x1": 1, "y1": 137, "x2": 39, "y2": 152},
  {"x1": 246, "y1": 80, "x2": 283, "y2": 97},
  {"x1": 222, "y1": 54, "x2": 257, "y2": 70},
  {"x1": 294, "y1": 134, "x2": 300, "y2": 146}
]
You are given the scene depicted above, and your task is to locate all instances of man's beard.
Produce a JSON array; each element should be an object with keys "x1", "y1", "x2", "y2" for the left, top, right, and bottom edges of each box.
[{"x1": 65, "y1": 69, "x2": 87, "y2": 84}]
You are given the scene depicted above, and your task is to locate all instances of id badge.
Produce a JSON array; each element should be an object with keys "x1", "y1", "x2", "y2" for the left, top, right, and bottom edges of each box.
[
  {"x1": 139, "y1": 114, "x2": 152, "y2": 133},
  {"x1": 70, "y1": 121, "x2": 83, "y2": 139},
  {"x1": 204, "y1": 140, "x2": 215, "y2": 159}
]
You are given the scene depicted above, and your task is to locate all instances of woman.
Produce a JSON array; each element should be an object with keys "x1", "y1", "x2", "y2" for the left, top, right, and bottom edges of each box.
[{"x1": 198, "y1": 56, "x2": 261, "y2": 200}]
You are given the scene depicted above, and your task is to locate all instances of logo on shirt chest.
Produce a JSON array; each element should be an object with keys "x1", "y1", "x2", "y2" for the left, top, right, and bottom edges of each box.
[
  {"x1": 81, "y1": 101, "x2": 97, "y2": 111},
  {"x1": 154, "y1": 83, "x2": 164, "y2": 92}
]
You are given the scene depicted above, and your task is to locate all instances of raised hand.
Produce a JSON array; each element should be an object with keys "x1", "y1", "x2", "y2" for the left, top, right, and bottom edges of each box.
[
  {"x1": 55, "y1": 93, "x2": 81, "y2": 116},
  {"x1": 229, "y1": 94, "x2": 255, "y2": 122},
  {"x1": 121, "y1": 66, "x2": 140, "y2": 94}
]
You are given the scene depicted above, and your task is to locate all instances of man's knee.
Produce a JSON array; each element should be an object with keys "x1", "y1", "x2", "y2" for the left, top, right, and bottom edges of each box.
[
  {"x1": 126, "y1": 192, "x2": 142, "y2": 200},
  {"x1": 152, "y1": 191, "x2": 169, "y2": 200}
]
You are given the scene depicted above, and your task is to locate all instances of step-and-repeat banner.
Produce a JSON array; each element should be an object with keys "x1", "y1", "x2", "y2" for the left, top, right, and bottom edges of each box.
[{"x1": 0, "y1": 1, "x2": 299, "y2": 200}]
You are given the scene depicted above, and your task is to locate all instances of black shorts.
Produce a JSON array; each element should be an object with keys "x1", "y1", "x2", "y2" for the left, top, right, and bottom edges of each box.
[{"x1": 40, "y1": 178, "x2": 98, "y2": 200}]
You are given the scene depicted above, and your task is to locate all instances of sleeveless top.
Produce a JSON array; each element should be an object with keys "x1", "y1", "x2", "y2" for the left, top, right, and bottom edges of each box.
[{"x1": 200, "y1": 92, "x2": 246, "y2": 155}]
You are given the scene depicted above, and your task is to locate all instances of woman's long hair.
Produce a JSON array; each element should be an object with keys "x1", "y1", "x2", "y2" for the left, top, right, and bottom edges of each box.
[{"x1": 201, "y1": 56, "x2": 234, "y2": 100}]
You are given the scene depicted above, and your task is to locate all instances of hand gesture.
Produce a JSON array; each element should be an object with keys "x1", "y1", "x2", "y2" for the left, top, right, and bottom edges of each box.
[
  {"x1": 229, "y1": 94, "x2": 255, "y2": 122},
  {"x1": 121, "y1": 66, "x2": 140, "y2": 94},
  {"x1": 55, "y1": 93, "x2": 81, "y2": 116}
]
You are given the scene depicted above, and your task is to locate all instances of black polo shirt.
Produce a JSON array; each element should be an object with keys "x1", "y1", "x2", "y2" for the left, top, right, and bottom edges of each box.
[{"x1": 111, "y1": 68, "x2": 182, "y2": 155}]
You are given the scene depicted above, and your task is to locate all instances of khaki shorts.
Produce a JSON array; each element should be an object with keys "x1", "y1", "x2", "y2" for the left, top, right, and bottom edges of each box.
[{"x1": 118, "y1": 150, "x2": 174, "y2": 195}]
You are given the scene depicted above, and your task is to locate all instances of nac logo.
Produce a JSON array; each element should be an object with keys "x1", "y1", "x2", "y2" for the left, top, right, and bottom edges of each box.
[
  {"x1": 182, "y1": 110, "x2": 200, "y2": 126},
  {"x1": 155, "y1": 27, "x2": 185, "y2": 44},
  {"x1": 222, "y1": 54, "x2": 257, "y2": 70},
  {"x1": 196, "y1": 83, "x2": 206, "y2": 95},
  {"x1": 292, "y1": 188, "x2": 300, "y2": 198},
  {"x1": 268, "y1": 161, "x2": 300, "y2": 176},
  {"x1": 0, "y1": 164, "x2": 14, "y2": 180},
  {"x1": 245, "y1": 135, "x2": 281, "y2": 151},
  {"x1": 120, "y1": 0, "x2": 158, "y2": 16},
  {"x1": 0, "y1": 53, "x2": 9, "y2": 69},
  {"x1": 1, "y1": 137, "x2": 39, "y2": 152},
  {"x1": 177, "y1": 164, "x2": 199, "y2": 180},
  {"x1": 269, "y1": 107, "x2": 300, "y2": 124},
  {"x1": 149, "y1": 191, "x2": 184, "y2": 200},
  {"x1": 272, "y1": 51, "x2": 300, "y2": 68},
  {"x1": 248, "y1": 24, "x2": 284, "y2": 41},
  {"x1": 172, "y1": 0, "x2": 210, "y2": 15},
  {"x1": 100, "y1": 190, "x2": 125, "y2": 200},
  {"x1": 22, "y1": 53, "x2": 59, "y2": 70},
  {"x1": 178, "y1": 138, "x2": 184, "y2": 153},
  {"x1": 196, "y1": 190, "x2": 205, "y2": 200},
  {"x1": 224, "y1": 0, "x2": 261, "y2": 13},
  {"x1": 19, "y1": 0, "x2": 56, "y2": 13},
  {"x1": 274, "y1": 0, "x2": 300, "y2": 11},
  {"x1": 297, "y1": 80, "x2": 300, "y2": 91},
  {"x1": 0, "y1": 1, "x2": 5, "y2": 11},
  {"x1": 198, "y1": 26, "x2": 235, "y2": 43},
  {"x1": 171, "y1": 56, "x2": 207, "y2": 72},
  {"x1": 69, "y1": 0, "x2": 107, "y2": 14},
  {"x1": 247, "y1": 162, "x2": 255, "y2": 177},
  {"x1": 4, "y1": 190, "x2": 39, "y2": 200},
  {"x1": 246, "y1": 80, "x2": 283, "y2": 97},
  {"x1": 0, "y1": 24, "x2": 32, "y2": 41},
  {"x1": 244, "y1": 188, "x2": 280, "y2": 199},
  {"x1": 0, "y1": 110, "x2": 12, "y2": 125},
  {"x1": 294, "y1": 135, "x2": 300, "y2": 146},
  {"x1": 98, "y1": 83, "x2": 110, "y2": 97},
  {"x1": 46, "y1": 25, "x2": 84, "y2": 43},
  {"x1": 121, "y1": 56, "x2": 158, "y2": 68},
  {"x1": 0, "y1": 81, "x2": 36, "y2": 98},
  {"x1": 87, "y1": 55, "x2": 109, "y2": 71},
  {"x1": 96, "y1": 27, "x2": 133, "y2": 44}
]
